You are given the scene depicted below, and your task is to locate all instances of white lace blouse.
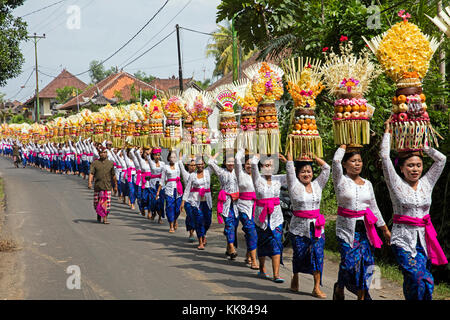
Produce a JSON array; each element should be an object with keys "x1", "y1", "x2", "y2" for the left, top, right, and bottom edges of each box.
[
  {"x1": 208, "y1": 159, "x2": 239, "y2": 218},
  {"x1": 235, "y1": 149, "x2": 256, "y2": 219},
  {"x1": 182, "y1": 167, "x2": 213, "y2": 210},
  {"x1": 380, "y1": 132, "x2": 447, "y2": 258},
  {"x1": 147, "y1": 157, "x2": 165, "y2": 189},
  {"x1": 133, "y1": 150, "x2": 151, "y2": 189},
  {"x1": 286, "y1": 160, "x2": 330, "y2": 238},
  {"x1": 161, "y1": 164, "x2": 182, "y2": 198},
  {"x1": 332, "y1": 147, "x2": 386, "y2": 247},
  {"x1": 250, "y1": 156, "x2": 286, "y2": 231}
]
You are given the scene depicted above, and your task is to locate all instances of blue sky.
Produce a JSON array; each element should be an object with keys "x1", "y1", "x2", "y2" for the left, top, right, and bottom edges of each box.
[{"x1": 3, "y1": 0, "x2": 222, "y2": 102}]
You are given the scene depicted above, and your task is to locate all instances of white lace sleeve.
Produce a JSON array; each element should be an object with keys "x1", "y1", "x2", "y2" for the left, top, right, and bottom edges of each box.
[
  {"x1": 250, "y1": 156, "x2": 264, "y2": 191},
  {"x1": 380, "y1": 133, "x2": 403, "y2": 190},
  {"x1": 286, "y1": 161, "x2": 297, "y2": 190},
  {"x1": 315, "y1": 163, "x2": 331, "y2": 190},
  {"x1": 368, "y1": 181, "x2": 385, "y2": 227},
  {"x1": 423, "y1": 147, "x2": 447, "y2": 188},
  {"x1": 332, "y1": 147, "x2": 346, "y2": 189},
  {"x1": 182, "y1": 174, "x2": 193, "y2": 202}
]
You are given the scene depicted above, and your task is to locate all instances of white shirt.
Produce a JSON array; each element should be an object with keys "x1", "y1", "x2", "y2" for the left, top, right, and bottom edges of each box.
[
  {"x1": 208, "y1": 158, "x2": 239, "y2": 218},
  {"x1": 250, "y1": 156, "x2": 286, "y2": 231},
  {"x1": 134, "y1": 150, "x2": 151, "y2": 189},
  {"x1": 235, "y1": 149, "x2": 255, "y2": 219},
  {"x1": 287, "y1": 160, "x2": 330, "y2": 238},
  {"x1": 161, "y1": 163, "x2": 182, "y2": 198},
  {"x1": 332, "y1": 147, "x2": 385, "y2": 247},
  {"x1": 148, "y1": 158, "x2": 165, "y2": 189},
  {"x1": 182, "y1": 167, "x2": 213, "y2": 209},
  {"x1": 380, "y1": 133, "x2": 447, "y2": 258}
]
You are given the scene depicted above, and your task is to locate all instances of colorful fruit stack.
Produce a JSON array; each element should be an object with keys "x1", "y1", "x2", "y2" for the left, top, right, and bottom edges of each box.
[
  {"x1": 364, "y1": 11, "x2": 442, "y2": 152},
  {"x1": 243, "y1": 62, "x2": 284, "y2": 154},
  {"x1": 231, "y1": 80, "x2": 258, "y2": 154},
  {"x1": 282, "y1": 57, "x2": 325, "y2": 160},
  {"x1": 161, "y1": 94, "x2": 187, "y2": 149},
  {"x1": 321, "y1": 39, "x2": 381, "y2": 147},
  {"x1": 214, "y1": 86, "x2": 239, "y2": 150},
  {"x1": 147, "y1": 96, "x2": 164, "y2": 147},
  {"x1": 183, "y1": 89, "x2": 213, "y2": 155}
]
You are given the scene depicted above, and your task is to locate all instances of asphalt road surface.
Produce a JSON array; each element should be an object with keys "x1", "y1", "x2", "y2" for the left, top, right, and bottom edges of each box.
[{"x1": 0, "y1": 157, "x2": 402, "y2": 300}]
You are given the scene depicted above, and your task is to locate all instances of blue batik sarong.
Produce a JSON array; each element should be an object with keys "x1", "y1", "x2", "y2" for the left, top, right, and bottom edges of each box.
[
  {"x1": 238, "y1": 211, "x2": 258, "y2": 251},
  {"x1": 165, "y1": 190, "x2": 182, "y2": 223},
  {"x1": 337, "y1": 231, "x2": 375, "y2": 300},
  {"x1": 185, "y1": 202, "x2": 195, "y2": 232},
  {"x1": 149, "y1": 184, "x2": 165, "y2": 218},
  {"x1": 392, "y1": 242, "x2": 434, "y2": 300},
  {"x1": 256, "y1": 223, "x2": 283, "y2": 264},
  {"x1": 194, "y1": 201, "x2": 212, "y2": 238},
  {"x1": 290, "y1": 229, "x2": 325, "y2": 285},
  {"x1": 223, "y1": 206, "x2": 239, "y2": 246}
]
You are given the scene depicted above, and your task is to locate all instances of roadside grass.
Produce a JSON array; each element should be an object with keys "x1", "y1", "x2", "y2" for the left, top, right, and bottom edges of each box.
[{"x1": 0, "y1": 177, "x2": 17, "y2": 252}]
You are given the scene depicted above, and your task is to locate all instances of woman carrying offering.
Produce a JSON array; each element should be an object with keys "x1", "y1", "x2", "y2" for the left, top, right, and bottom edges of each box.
[
  {"x1": 286, "y1": 152, "x2": 330, "y2": 299},
  {"x1": 180, "y1": 156, "x2": 213, "y2": 250},
  {"x1": 235, "y1": 148, "x2": 259, "y2": 269},
  {"x1": 148, "y1": 148, "x2": 165, "y2": 224},
  {"x1": 208, "y1": 152, "x2": 240, "y2": 260},
  {"x1": 332, "y1": 145, "x2": 391, "y2": 300},
  {"x1": 381, "y1": 119, "x2": 447, "y2": 300},
  {"x1": 251, "y1": 153, "x2": 287, "y2": 283},
  {"x1": 157, "y1": 150, "x2": 183, "y2": 233}
]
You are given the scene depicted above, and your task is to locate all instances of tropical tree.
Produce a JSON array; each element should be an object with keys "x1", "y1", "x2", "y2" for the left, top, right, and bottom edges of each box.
[
  {"x1": 56, "y1": 86, "x2": 83, "y2": 104},
  {"x1": 88, "y1": 60, "x2": 117, "y2": 83},
  {"x1": 206, "y1": 21, "x2": 254, "y2": 77},
  {"x1": 0, "y1": 0, "x2": 28, "y2": 86}
]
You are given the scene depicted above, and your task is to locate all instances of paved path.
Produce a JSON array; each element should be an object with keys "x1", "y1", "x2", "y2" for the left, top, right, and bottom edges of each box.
[{"x1": 0, "y1": 157, "x2": 403, "y2": 300}]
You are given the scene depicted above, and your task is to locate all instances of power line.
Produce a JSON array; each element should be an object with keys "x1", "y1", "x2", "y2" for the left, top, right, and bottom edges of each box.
[
  {"x1": 8, "y1": 67, "x2": 36, "y2": 100},
  {"x1": 84, "y1": 0, "x2": 169, "y2": 74},
  {"x1": 121, "y1": 29, "x2": 176, "y2": 69},
  {"x1": 20, "y1": 0, "x2": 67, "y2": 18},
  {"x1": 179, "y1": 26, "x2": 232, "y2": 38},
  {"x1": 119, "y1": 0, "x2": 192, "y2": 67},
  {"x1": 31, "y1": 0, "x2": 170, "y2": 79}
]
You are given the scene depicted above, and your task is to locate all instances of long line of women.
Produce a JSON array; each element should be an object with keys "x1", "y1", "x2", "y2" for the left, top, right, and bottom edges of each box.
[{"x1": 0, "y1": 125, "x2": 447, "y2": 300}]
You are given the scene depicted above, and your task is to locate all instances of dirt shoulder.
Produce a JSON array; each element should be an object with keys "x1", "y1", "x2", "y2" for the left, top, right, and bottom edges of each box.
[{"x1": 0, "y1": 177, "x2": 24, "y2": 299}]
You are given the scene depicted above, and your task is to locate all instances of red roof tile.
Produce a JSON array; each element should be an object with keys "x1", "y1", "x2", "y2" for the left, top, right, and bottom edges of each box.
[{"x1": 58, "y1": 71, "x2": 160, "y2": 110}]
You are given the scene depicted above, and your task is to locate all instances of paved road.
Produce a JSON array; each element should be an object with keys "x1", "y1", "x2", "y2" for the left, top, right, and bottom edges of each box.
[{"x1": 0, "y1": 157, "x2": 402, "y2": 300}]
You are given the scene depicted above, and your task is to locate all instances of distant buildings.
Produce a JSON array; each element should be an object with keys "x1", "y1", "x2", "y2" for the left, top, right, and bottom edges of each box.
[{"x1": 23, "y1": 69, "x2": 88, "y2": 121}]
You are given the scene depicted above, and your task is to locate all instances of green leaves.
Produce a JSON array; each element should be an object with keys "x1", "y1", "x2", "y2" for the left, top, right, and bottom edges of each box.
[{"x1": 0, "y1": 1, "x2": 27, "y2": 87}]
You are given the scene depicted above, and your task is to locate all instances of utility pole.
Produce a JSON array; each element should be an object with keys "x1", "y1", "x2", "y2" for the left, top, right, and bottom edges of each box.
[
  {"x1": 175, "y1": 24, "x2": 183, "y2": 92},
  {"x1": 28, "y1": 33, "x2": 46, "y2": 123}
]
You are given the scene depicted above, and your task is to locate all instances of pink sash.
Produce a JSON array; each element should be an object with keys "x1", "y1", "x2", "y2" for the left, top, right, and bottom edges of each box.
[
  {"x1": 393, "y1": 214, "x2": 448, "y2": 266},
  {"x1": 256, "y1": 197, "x2": 281, "y2": 224},
  {"x1": 167, "y1": 177, "x2": 183, "y2": 195},
  {"x1": 76, "y1": 154, "x2": 81, "y2": 165},
  {"x1": 150, "y1": 173, "x2": 162, "y2": 180},
  {"x1": 141, "y1": 172, "x2": 151, "y2": 189},
  {"x1": 126, "y1": 168, "x2": 136, "y2": 183},
  {"x1": 239, "y1": 192, "x2": 256, "y2": 216},
  {"x1": 190, "y1": 187, "x2": 211, "y2": 198},
  {"x1": 292, "y1": 209, "x2": 325, "y2": 238},
  {"x1": 337, "y1": 207, "x2": 383, "y2": 248},
  {"x1": 217, "y1": 190, "x2": 239, "y2": 224}
]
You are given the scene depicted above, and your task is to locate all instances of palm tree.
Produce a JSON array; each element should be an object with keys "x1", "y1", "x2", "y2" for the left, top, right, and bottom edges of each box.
[{"x1": 206, "y1": 22, "x2": 254, "y2": 77}]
